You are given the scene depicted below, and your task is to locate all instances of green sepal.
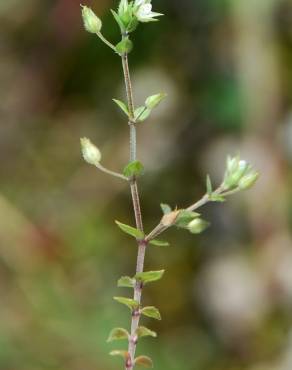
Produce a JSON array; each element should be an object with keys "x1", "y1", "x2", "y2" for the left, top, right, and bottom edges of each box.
[
  {"x1": 135, "y1": 270, "x2": 165, "y2": 285},
  {"x1": 111, "y1": 9, "x2": 126, "y2": 33},
  {"x1": 175, "y1": 210, "x2": 200, "y2": 228},
  {"x1": 123, "y1": 160, "x2": 144, "y2": 178},
  {"x1": 160, "y1": 203, "x2": 172, "y2": 214},
  {"x1": 113, "y1": 99, "x2": 129, "y2": 117},
  {"x1": 135, "y1": 355, "x2": 153, "y2": 368},
  {"x1": 206, "y1": 175, "x2": 212, "y2": 196},
  {"x1": 136, "y1": 326, "x2": 157, "y2": 338},
  {"x1": 118, "y1": 276, "x2": 135, "y2": 288},
  {"x1": 116, "y1": 37, "x2": 133, "y2": 54},
  {"x1": 149, "y1": 239, "x2": 170, "y2": 247},
  {"x1": 113, "y1": 296, "x2": 139, "y2": 310},
  {"x1": 107, "y1": 328, "x2": 129, "y2": 342},
  {"x1": 141, "y1": 306, "x2": 161, "y2": 320},
  {"x1": 115, "y1": 221, "x2": 144, "y2": 239}
]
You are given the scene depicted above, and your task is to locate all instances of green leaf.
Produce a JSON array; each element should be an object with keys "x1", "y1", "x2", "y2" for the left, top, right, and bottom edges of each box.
[
  {"x1": 175, "y1": 210, "x2": 200, "y2": 228},
  {"x1": 123, "y1": 160, "x2": 144, "y2": 178},
  {"x1": 206, "y1": 175, "x2": 212, "y2": 196},
  {"x1": 113, "y1": 99, "x2": 129, "y2": 117},
  {"x1": 116, "y1": 37, "x2": 133, "y2": 54},
  {"x1": 141, "y1": 306, "x2": 161, "y2": 320},
  {"x1": 113, "y1": 297, "x2": 139, "y2": 310},
  {"x1": 138, "y1": 108, "x2": 151, "y2": 122},
  {"x1": 111, "y1": 9, "x2": 126, "y2": 32},
  {"x1": 118, "y1": 276, "x2": 135, "y2": 288},
  {"x1": 107, "y1": 328, "x2": 129, "y2": 342},
  {"x1": 135, "y1": 270, "x2": 165, "y2": 285},
  {"x1": 134, "y1": 106, "x2": 146, "y2": 120},
  {"x1": 136, "y1": 326, "x2": 157, "y2": 338},
  {"x1": 110, "y1": 350, "x2": 129, "y2": 359},
  {"x1": 115, "y1": 221, "x2": 144, "y2": 239},
  {"x1": 160, "y1": 203, "x2": 172, "y2": 214},
  {"x1": 145, "y1": 93, "x2": 167, "y2": 109},
  {"x1": 135, "y1": 356, "x2": 153, "y2": 368},
  {"x1": 188, "y1": 219, "x2": 210, "y2": 234},
  {"x1": 149, "y1": 239, "x2": 170, "y2": 247},
  {"x1": 210, "y1": 194, "x2": 226, "y2": 202}
]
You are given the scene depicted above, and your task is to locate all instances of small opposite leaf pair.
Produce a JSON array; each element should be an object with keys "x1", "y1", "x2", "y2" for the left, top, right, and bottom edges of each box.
[
  {"x1": 113, "y1": 297, "x2": 162, "y2": 320},
  {"x1": 118, "y1": 270, "x2": 165, "y2": 288},
  {"x1": 110, "y1": 351, "x2": 153, "y2": 368}
]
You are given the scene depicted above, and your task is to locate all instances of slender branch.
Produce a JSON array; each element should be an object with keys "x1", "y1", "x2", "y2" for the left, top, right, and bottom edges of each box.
[
  {"x1": 96, "y1": 163, "x2": 128, "y2": 181},
  {"x1": 121, "y1": 49, "x2": 146, "y2": 370},
  {"x1": 146, "y1": 186, "x2": 226, "y2": 242},
  {"x1": 96, "y1": 32, "x2": 116, "y2": 51}
]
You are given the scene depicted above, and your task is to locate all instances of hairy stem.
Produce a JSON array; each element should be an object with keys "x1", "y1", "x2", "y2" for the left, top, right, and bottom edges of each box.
[{"x1": 121, "y1": 50, "x2": 146, "y2": 370}]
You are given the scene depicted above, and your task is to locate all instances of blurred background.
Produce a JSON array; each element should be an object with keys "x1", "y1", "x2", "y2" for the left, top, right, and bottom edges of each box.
[{"x1": 0, "y1": 0, "x2": 292, "y2": 369}]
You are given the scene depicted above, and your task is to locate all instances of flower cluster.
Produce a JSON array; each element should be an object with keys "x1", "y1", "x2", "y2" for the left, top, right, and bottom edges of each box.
[{"x1": 223, "y1": 155, "x2": 259, "y2": 191}]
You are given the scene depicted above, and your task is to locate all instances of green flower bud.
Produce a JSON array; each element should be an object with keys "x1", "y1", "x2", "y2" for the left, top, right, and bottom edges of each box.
[
  {"x1": 80, "y1": 137, "x2": 101, "y2": 166},
  {"x1": 188, "y1": 218, "x2": 209, "y2": 234},
  {"x1": 238, "y1": 171, "x2": 259, "y2": 190},
  {"x1": 81, "y1": 5, "x2": 102, "y2": 34}
]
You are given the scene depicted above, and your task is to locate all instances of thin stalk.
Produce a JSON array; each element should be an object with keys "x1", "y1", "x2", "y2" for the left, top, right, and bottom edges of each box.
[
  {"x1": 121, "y1": 49, "x2": 146, "y2": 370},
  {"x1": 96, "y1": 32, "x2": 116, "y2": 51},
  {"x1": 96, "y1": 163, "x2": 128, "y2": 181}
]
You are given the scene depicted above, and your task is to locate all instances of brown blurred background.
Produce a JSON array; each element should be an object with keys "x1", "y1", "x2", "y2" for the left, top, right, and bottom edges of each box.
[{"x1": 1, "y1": 0, "x2": 292, "y2": 369}]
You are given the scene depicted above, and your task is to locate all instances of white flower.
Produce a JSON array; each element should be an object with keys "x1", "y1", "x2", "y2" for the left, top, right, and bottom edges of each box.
[{"x1": 135, "y1": 1, "x2": 163, "y2": 23}]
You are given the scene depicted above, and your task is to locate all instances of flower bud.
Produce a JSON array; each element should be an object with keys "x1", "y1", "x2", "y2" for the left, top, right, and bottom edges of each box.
[
  {"x1": 81, "y1": 5, "x2": 102, "y2": 34},
  {"x1": 188, "y1": 218, "x2": 209, "y2": 234},
  {"x1": 238, "y1": 172, "x2": 259, "y2": 190},
  {"x1": 80, "y1": 137, "x2": 101, "y2": 166}
]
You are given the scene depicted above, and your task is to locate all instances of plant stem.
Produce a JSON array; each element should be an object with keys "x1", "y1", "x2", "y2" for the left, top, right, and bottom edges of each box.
[{"x1": 121, "y1": 50, "x2": 146, "y2": 370}]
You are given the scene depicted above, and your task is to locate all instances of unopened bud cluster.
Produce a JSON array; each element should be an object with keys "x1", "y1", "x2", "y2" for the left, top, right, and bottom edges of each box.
[{"x1": 223, "y1": 156, "x2": 259, "y2": 190}]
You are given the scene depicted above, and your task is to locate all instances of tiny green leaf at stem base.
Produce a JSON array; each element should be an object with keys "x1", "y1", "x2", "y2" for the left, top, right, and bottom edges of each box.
[
  {"x1": 135, "y1": 270, "x2": 165, "y2": 285},
  {"x1": 115, "y1": 220, "x2": 144, "y2": 239},
  {"x1": 135, "y1": 355, "x2": 154, "y2": 368},
  {"x1": 123, "y1": 160, "x2": 145, "y2": 178},
  {"x1": 141, "y1": 306, "x2": 161, "y2": 320},
  {"x1": 107, "y1": 328, "x2": 130, "y2": 342}
]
